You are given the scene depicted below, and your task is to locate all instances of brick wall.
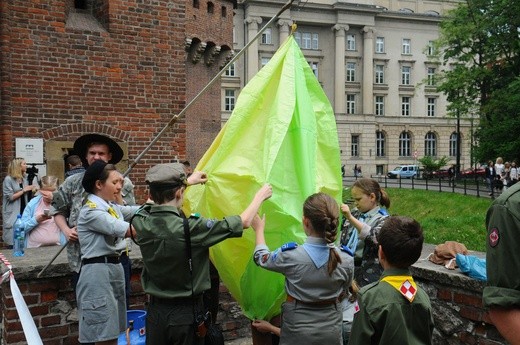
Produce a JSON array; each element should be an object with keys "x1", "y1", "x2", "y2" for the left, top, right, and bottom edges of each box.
[
  {"x1": 0, "y1": 247, "x2": 251, "y2": 344},
  {"x1": 184, "y1": 0, "x2": 235, "y2": 164},
  {"x1": 0, "y1": 245, "x2": 509, "y2": 345},
  {"x1": 0, "y1": 0, "x2": 235, "y2": 244}
]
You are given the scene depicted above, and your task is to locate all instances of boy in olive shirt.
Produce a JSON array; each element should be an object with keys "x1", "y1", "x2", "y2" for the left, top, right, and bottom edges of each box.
[
  {"x1": 132, "y1": 163, "x2": 272, "y2": 345},
  {"x1": 349, "y1": 216, "x2": 434, "y2": 345}
]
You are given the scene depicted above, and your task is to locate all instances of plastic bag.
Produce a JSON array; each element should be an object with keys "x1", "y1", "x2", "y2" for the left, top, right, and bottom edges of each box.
[{"x1": 455, "y1": 254, "x2": 487, "y2": 281}]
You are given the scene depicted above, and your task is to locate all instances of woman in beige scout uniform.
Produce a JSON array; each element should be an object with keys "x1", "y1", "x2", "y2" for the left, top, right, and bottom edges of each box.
[{"x1": 76, "y1": 160, "x2": 139, "y2": 345}]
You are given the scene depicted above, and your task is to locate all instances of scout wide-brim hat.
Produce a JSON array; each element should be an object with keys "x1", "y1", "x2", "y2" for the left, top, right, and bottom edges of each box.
[{"x1": 73, "y1": 134, "x2": 124, "y2": 165}]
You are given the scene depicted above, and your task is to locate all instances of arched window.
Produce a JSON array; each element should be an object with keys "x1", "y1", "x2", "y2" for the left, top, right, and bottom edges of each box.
[
  {"x1": 193, "y1": 0, "x2": 199, "y2": 8},
  {"x1": 399, "y1": 131, "x2": 412, "y2": 157},
  {"x1": 449, "y1": 132, "x2": 458, "y2": 157},
  {"x1": 207, "y1": 1, "x2": 214, "y2": 14},
  {"x1": 424, "y1": 132, "x2": 437, "y2": 156},
  {"x1": 376, "y1": 131, "x2": 385, "y2": 157}
]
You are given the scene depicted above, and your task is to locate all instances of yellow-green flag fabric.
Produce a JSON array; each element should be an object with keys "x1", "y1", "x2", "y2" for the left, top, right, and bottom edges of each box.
[{"x1": 184, "y1": 36, "x2": 342, "y2": 320}]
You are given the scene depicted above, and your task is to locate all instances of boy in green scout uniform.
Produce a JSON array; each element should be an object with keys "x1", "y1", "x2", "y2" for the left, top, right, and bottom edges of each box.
[
  {"x1": 132, "y1": 163, "x2": 272, "y2": 345},
  {"x1": 483, "y1": 182, "x2": 520, "y2": 343},
  {"x1": 349, "y1": 216, "x2": 434, "y2": 344}
]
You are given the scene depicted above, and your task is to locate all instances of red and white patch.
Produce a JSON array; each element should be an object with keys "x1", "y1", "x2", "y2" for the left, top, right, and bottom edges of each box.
[
  {"x1": 139, "y1": 327, "x2": 146, "y2": 336},
  {"x1": 353, "y1": 301, "x2": 360, "y2": 314},
  {"x1": 489, "y1": 228, "x2": 499, "y2": 248},
  {"x1": 261, "y1": 254, "x2": 270, "y2": 264},
  {"x1": 399, "y1": 280, "x2": 416, "y2": 302}
]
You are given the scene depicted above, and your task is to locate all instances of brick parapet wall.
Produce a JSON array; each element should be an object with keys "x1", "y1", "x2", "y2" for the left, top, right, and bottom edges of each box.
[{"x1": 0, "y1": 244, "x2": 508, "y2": 344}]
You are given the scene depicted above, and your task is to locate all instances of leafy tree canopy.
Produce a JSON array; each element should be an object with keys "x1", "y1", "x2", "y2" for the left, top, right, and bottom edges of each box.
[{"x1": 435, "y1": 0, "x2": 520, "y2": 163}]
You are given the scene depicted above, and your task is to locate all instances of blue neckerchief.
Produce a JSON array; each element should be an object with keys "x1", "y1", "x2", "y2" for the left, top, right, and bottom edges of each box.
[{"x1": 302, "y1": 238, "x2": 329, "y2": 269}]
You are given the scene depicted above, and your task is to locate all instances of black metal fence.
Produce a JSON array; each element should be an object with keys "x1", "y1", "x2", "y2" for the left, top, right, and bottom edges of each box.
[{"x1": 343, "y1": 175, "x2": 496, "y2": 199}]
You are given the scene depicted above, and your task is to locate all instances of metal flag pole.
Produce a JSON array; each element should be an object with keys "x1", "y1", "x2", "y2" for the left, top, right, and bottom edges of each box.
[{"x1": 37, "y1": 0, "x2": 295, "y2": 277}]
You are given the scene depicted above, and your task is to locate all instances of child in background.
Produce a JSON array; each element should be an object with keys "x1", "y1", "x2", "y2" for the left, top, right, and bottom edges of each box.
[
  {"x1": 349, "y1": 216, "x2": 434, "y2": 344},
  {"x1": 21, "y1": 176, "x2": 66, "y2": 248},
  {"x1": 253, "y1": 192, "x2": 354, "y2": 345}
]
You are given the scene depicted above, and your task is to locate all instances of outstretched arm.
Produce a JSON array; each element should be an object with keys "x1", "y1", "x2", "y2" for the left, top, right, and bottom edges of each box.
[{"x1": 240, "y1": 184, "x2": 272, "y2": 228}]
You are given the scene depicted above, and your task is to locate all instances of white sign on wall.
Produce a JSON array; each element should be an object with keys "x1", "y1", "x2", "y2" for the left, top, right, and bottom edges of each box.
[{"x1": 15, "y1": 138, "x2": 44, "y2": 164}]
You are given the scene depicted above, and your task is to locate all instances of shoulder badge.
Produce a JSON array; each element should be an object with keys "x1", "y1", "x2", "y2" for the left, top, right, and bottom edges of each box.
[
  {"x1": 190, "y1": 212, "x2": 201, "y2": 219},
  {"x1": 281, "y1": 242, "x2": 298, "y2": 252},
  {"x1": 489, "y1": 228, "x2": 499, "y2": 248},
  {"x1": 206, "y1": 219, "x2": 216, "y2": 229},
  {"x1": 340, "y1": 244, "x2": 355, "y2": 256},
  {"x1": 86, "y1": 200, "x2": 97, "y2": 209}
]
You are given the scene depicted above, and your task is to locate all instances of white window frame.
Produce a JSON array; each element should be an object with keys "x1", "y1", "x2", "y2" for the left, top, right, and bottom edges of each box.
[
  {"x1": 261, "y1": 57, "x2": 270, "y2": 67},
  {"x1": 427, "y1": 97, "x2": 436, "y2": 116},
  {"x1": 449, "y1": 132, "x2": 458, "y2": 157},
  {"x1": 224, "y1": 89, "x2": 236, "y2": 111},
  {"x1": 261, "y1": 27, "x2": 272, "y2": 44},
  {"x1": 375, "y1": 37, "x2": 385, "y2": 53},
  {"x1": 427, "y1": 67, "x2": 436, "y2": 86},
  {"x1": 302, "y1": 32, "x2": 312, "y2": 49},
  {"x1": 346, "y1": 94, "x2": 356, "y2": 114},
  {"x1": 401, "y1": 96, "x2": 411, "y2": 116},
  {"x1": 399, "y1": 132, "x2": 412, "y2": 157},
  {"x1": 425, "y1": 132, "x2": 437, "y2": 156},
  {"x1": 402, "y1": 38, "x2": 411, "y2": 54},
  {"x1": 224, "y1": 62, "x2": 235, "y2": 76},
  {"x1": 375, "y1": 96, "x2": 385, "y2": 116},
  {"x1": 401, "y1": 66, "x2": 411, "y2": 85},
  {"x1": 351, "y1": 135, "x2": 359, "y2": 157},
  {"x1": 375, "y1": 65, "x2": 384, "y2": 84},
  {"x1": 347, "y1": 34, "x2": 356, "y2": 51},
  {"x1": 308, "y1": 61, "x2": 319, "y2": 78},
  {"x1": 376, "y1": 131, "x2": 385, "y2": 157},
  {"x1": 346, "y1": 62, "x2": 356, "y2": 82},
  {"x1": 312, "y1": 33, "x2": 319, "y2": 50},
  {"x1": 427, "y1": 40, "x2": 435, "y2": 56}
]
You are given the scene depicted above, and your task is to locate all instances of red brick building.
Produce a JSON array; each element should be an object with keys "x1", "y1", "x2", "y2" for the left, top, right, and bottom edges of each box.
[{"x1": 0, "y1": 0, "x2": 234, "y2": 244}]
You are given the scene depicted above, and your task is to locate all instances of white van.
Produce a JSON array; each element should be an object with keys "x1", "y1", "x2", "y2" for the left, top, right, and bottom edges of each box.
[{"x1": 387, "y1": 165, "x2": 419, "y2": 179}]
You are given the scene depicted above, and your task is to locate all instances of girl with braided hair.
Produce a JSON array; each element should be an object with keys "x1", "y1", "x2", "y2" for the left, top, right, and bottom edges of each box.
[{"x1": 252, "y1": 192, "x2": 354, "y2": 345}]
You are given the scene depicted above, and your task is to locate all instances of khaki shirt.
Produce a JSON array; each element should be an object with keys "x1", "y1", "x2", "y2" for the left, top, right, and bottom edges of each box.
[
  {"x1": 484, "y1": 183, "x2": 520, "y2": 308},
  {"x1": 132, "y1": 204, "x2": 243, "y2": 299}
]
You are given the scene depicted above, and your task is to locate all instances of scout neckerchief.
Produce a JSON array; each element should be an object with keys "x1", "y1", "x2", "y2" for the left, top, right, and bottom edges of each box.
[{"x1": 381, "y1": 275, "x2": 418, "y2": 302}]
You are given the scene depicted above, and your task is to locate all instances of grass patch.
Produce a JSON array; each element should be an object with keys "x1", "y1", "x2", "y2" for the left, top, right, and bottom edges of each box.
[{"x1": 342, "y1": 187, "x2": 492, "y2": 252}]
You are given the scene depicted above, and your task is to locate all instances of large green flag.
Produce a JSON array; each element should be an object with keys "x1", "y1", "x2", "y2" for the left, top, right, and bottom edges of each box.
[{"x1": 184, "y1": 35, "x2": 342, "y2": 320}]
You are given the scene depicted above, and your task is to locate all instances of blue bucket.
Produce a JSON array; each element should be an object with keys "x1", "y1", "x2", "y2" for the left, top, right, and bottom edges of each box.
[{"x1": 117, "y1": 310, "x2": 146, "y2": 345}]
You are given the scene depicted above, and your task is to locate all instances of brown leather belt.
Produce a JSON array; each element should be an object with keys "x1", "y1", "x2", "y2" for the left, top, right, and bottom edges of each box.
[{"x1": 286, "y1": 294, "x2": 338, "y2": 306}]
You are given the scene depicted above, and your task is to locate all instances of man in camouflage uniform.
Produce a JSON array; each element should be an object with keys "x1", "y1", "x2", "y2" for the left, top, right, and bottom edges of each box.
[
  {"x1": 483, "y1": 182, "x2": 520, "y2": 343},
  {"x1": 51, "y1": 134, "x2": 124, "y2": 289}
]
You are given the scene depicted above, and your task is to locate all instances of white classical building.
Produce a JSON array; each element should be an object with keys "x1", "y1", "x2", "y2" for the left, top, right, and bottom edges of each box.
[{"x1": 221, "y1": 0, "x2": 475, "y2": 177}]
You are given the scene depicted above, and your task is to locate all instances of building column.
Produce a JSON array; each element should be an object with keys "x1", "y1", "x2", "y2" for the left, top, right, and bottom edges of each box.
[
  {"x1": 362, "y1": 26, "x2": 375, "y2": 115},
  {"x1": 245, "y1": 16, "x2": 262, "y2": 82},
  {"x1": 277, "y1": 19, "x2": 293, "y2": 46},
  {"x1": 332, "y1": 24, "x2": 348, "y2": 114}
]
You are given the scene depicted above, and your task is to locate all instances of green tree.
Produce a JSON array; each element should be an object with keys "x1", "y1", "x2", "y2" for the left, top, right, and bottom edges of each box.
[
  {"x1": 418, "y1": 156, "x2": 449, "y2": 179},
  {"x1": 435, "y1": 0, "x2": 520, "y2": 162}
]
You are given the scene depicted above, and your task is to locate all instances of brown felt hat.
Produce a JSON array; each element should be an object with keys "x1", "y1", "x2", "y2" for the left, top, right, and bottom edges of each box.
[{"x1": 73, "y1": 134, "x2": 124, "y2": 165}]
